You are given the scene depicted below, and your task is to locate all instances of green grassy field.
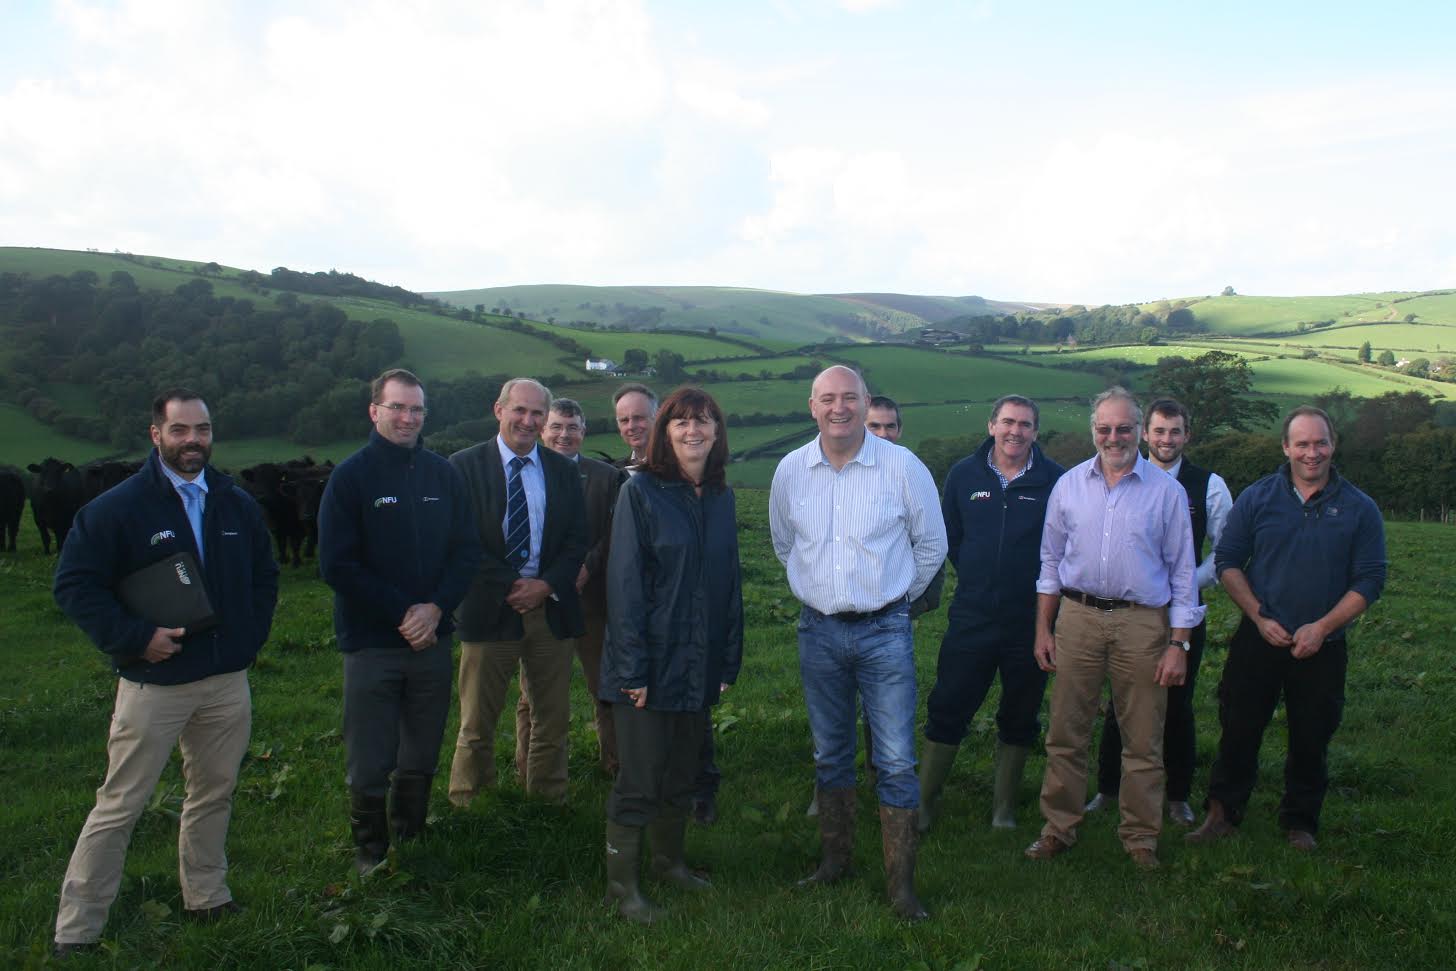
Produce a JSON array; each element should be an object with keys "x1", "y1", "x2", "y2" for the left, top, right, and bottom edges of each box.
[
  {"x1": 1386, "y1": 292, "x2": 1456, "y2": 323},
  {"x1": 1185, "y1": 294, "x2": 1415, "y2": 335},
  {"x1": 0, "y1": 404, "x2": 119, "y2": 467},
  {"x1": 1277, "y1": 322, "x2": 1456, "y2": 356},
  {"x1": 830, "y1": 346, "x2": 1108, "y2": 402},
  {"x1": 533, "y1": 326, "x2": 770, "y2": 363},
  {"x1": 2, "y1": 496, "x2": 1453, "y2": 969}
]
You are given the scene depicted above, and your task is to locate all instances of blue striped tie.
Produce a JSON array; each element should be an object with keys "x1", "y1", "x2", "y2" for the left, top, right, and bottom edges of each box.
[{"x1": 505, "y1": 456, "x2": 530, "y2": 570}]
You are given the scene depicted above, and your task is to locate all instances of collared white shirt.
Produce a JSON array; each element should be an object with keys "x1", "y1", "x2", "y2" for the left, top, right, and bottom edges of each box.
[
  {"x1": 496, "y1": 436, "x2": 546, "y2": 578},
  {"x1": 770, "y1": 431, "x2": 947, "y2": 615},
  {"x1": 1163, "y1": 457, "x2": 1233, "y2": 590}
]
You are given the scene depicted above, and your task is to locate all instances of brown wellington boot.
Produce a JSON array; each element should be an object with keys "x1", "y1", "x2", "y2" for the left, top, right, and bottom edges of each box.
[
  {"x1": 880, "y1": 805, "x2": 929, "y2": 922},
  {"x1": 798, "y1": 787, "x2": 856, "y2": 886},
  {"x1": 1185, "y1": 798, "x2": 1237, "y2": 844},
  {"x1": 605, "y1": 821, "x2": 662, "y2": 924}
]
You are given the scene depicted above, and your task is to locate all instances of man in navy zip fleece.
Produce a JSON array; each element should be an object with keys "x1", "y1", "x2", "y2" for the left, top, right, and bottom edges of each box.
[
  {"x1": 1187, "y1": 405, "x2": 1385, "y2": 852},
  {"x1": 52, "y1": 390, "x2": 278, "y2": 956},
  {"x1": 319, "y1": 369, "x2": 481, "y2": 874},
  {"x1": 916, "y1": 395, "x2": 1065, "y2": 833}
]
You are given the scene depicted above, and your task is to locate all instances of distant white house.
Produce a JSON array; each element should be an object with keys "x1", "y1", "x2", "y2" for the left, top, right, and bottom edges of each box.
[{"x1": 585, "y1": 357, "x2": 616, "y2": 372}]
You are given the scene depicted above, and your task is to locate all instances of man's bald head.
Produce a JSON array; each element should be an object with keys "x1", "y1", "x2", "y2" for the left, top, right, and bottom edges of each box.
[{"x1": 811, "y1": 365, "x2": 867, "y2": 399}]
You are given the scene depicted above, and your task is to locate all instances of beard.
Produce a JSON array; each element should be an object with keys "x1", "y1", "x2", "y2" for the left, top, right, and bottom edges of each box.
[{"x1": 160, "y1": 440, "x2": 211, "y2": 474}]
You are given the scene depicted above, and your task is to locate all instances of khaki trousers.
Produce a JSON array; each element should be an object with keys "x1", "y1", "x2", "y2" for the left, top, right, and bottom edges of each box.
[
  {"x1": 450, "y1": 608, "x2": 573, "y2": 805},
  {"x1": 516, "y1": 611, "x2": 616, "y2": 778},
  {"x1": 55, "y1": 670, "x2": 251, "y2": 945},
  {"x1": 1039, "y1": 599, "x2": 1169, "y2": 852}
]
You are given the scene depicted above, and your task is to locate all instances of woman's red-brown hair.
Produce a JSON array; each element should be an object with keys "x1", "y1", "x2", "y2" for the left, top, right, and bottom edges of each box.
[{"x1": 640, "y1": 386, "x2": 729, "y2": 490}]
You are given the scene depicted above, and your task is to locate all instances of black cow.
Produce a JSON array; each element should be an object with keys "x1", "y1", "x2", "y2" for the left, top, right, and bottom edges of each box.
[
  {"x1": 79, "y1": 459, "x2": 142, "y2": 504},
  {"x1": 241, "y1": 462, "x2": 305, "y2": 567},
  {"x1": 0, "y1": 467, "x2": 24, "y2": 552},
  {"x1": 27, "y1": 457, "x2": 83, "y2": 555},
  {"x1": 290, "y1": 460, "x2": 334, "y2": 559}
]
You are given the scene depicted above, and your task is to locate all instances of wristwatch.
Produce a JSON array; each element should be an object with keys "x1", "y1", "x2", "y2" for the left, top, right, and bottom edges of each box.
[{"x1": 1169, "y1": 639, "x2": 1191, "y2": 652}]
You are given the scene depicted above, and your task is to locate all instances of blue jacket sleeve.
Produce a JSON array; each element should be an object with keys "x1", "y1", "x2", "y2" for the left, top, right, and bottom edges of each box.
[
  {"x1": 53, "y1": 500, "x2": 154, "y2": 661},
  {"x1": 720, "y1": 489, "x2": 744, "y2": 687},
  {"x1": 1214, "y1": 485, "x2": 1257, "y2": 578},
  {"x1": 604, "y1": 482, "x2": 651, "y2": 689},
  {"x1": 431, "y1": 463, "x2": 483, "y2": 618},
  {"x1": 942, "y1": 463, "x2": 964, "y2": 568},
  {"x1": 1347, "y1": 497, "x2": 1388, "y2": 606}
]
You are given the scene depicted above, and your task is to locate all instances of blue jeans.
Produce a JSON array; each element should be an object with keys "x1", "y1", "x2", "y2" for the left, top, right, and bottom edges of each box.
[{"x1": 798, "y1": 605, "x2": 919, "y2": 808}]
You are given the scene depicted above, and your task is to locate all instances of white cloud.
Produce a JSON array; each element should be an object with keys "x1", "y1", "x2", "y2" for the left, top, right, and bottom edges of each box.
[{"x1": 2, "y1": 3, "x2": 1453, "y2": 304}]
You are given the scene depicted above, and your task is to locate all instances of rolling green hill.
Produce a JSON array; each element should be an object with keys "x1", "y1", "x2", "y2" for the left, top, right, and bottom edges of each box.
[
  {"x1": 426, "y1": 283, "x2": 1045, "y2": 346},
  {"x1": 3, "y1": 247, "x2": 1452, "y2": 478}
]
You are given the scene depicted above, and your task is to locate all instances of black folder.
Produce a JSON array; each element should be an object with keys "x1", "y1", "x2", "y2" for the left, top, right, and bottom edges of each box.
[{"x1": 117, "y1": 552, "x2": 217, "y2": 634}]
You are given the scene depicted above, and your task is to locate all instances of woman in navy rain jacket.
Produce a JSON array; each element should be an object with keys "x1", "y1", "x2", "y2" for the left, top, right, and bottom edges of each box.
[{"x1": 599, "y1": 387, "x2": 742, "y2": 924}]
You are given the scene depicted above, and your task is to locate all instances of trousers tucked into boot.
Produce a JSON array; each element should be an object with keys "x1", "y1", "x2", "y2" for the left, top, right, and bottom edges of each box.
[
  {"x1": 605, "y1": 821, "x2": 662, "y2": 924},
  {"x1": 349, "y1": 791, "x2": 389, "y2": 876},
  {"x1": 991, "y1": 741, "x2": 1030, "y2": 829},
  {"x1": 880, "y1": 805, "x2": 928, "y2": 922},
  {"x1": 800, "y1": 787, "x2": 856, "y2": 886},
  {"x1": 917, "y1": 740, "x2": 959, "y2": 834},
  {"x1": 389, "y1": 771, "x2": 432, "y2": 843},
  {"x1": 648, "y1": 810, "x2": 710, "y2": 890}
]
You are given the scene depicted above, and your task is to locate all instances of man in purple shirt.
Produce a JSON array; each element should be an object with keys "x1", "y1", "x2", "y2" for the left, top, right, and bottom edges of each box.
[{"x1": 1024, "y1": 388, "x2": 1202, "y2": 870}]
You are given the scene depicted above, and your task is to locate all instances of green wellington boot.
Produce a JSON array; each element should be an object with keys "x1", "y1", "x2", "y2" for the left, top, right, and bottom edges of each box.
[
  {"x1": 648, "y1": 809, "x2": 711, "y2": 890},
  {"x1": 917, "y1": 740, "x2": 959, "y2": 834},
  {"x1": 991, "y1": 741, "x2": 1031, "y2": 829},
  {"x1": 605, "y1": 821, "x2": 663, "y2": 924}
]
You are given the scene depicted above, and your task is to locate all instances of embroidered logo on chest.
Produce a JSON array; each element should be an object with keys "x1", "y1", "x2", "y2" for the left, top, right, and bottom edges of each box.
[
  {"x1": 970, "y1": 491, "x2": 992, "y2": 501},
  {"x1": 373, "y1": 496, "x2": 399, "y2": 508},
  {"x1": 150, "y1": 530, "x2": 177, "y2": 546}
]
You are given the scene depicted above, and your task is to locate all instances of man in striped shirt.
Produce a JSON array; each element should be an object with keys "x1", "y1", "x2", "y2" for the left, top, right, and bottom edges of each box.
[{"x1": 770, "y1": 365, "x2": 947, "y2": 921}]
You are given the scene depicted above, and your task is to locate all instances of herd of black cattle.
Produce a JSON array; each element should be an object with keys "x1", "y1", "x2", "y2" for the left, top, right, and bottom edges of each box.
[{"x1": 0, "y1": 456, "x2": 335, "y2": 566}]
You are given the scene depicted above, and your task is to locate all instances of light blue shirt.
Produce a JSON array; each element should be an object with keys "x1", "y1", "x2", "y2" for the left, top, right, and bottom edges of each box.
[
  {"x1": 1036, "y1": 452, "x2": 1204, "y2": 629},
  {"x1": 496, "y1": 436, "x2": 546, "y2": 579},
  {"x1": 159, "y1": 458, "x2": 208, "y2": 560}
]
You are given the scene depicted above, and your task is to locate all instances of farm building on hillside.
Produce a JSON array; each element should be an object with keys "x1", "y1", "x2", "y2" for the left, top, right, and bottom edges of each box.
[{"x1": 585, "y1": 358, "x2": 617, "y2": 372}]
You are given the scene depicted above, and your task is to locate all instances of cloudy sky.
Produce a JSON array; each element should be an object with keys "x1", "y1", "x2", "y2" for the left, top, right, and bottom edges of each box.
[{"x1": 4, "y1": 0, "x2": 1455, "y2": 304}]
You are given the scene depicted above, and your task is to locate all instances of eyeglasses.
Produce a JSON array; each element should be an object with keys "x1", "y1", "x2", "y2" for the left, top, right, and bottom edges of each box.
[
  {"x1": 378, "y1": 403, "x2": 427, "y2": 417},
  {"x1": 1093, "y1": 425, "x2": 1136, "y2": 438}
]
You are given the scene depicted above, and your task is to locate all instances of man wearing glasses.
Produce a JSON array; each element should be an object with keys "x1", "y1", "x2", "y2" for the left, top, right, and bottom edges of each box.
[
  {"x1": 319, "y1": 369, "x2": 481, "y2": 874},
  {"x1": 1024, "y1": 387, "x2": 1202, "y2": 870}
]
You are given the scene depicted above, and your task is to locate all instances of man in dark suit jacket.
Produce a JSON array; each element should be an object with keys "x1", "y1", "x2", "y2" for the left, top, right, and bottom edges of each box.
[
  {"x1": 448, "y1": 378, "x2": 590, "y2": 805},
  {"x1": 516, "y1": 398, "x2": 627, "y2": 777}
]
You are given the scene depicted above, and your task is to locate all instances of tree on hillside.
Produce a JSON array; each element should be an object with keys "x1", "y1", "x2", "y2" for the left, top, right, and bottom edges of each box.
[
  {"x1": 1221, "y1": 285, "x2": 1237, "y2": 297},
  {"x1": 1378, "y1": 349, "x2": 1396, "y2": 366},
  {"x1": 622, "y1": 348, "x2": 649, "y2": 372},
  {"x1": 1359, "y1": 341, "x2": 1372, "y2": 363},
  {"x1": 1149, "y1": 350, "x2": 1277, "y2": 433},
  {"x1": 654, "y1": 349, "x2": 686, "y2": 383}
]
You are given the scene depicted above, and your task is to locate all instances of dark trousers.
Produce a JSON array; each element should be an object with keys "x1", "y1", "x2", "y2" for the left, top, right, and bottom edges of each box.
[
  {"x1": 1097, "y1": 620, "x2": 1206, "y2": 801},
  {"x1": 1205, "y1": 618, "x2": 1348, "y2": 834},
  {"x1": 695, "y1": 720, "x2": 720, "y2": 799},
  {"x1": 608, "y1": 704, "x2": 709, "y2": 827},
  {"x1": 343, "y1": 639, "x2": 454, "y2": 799},
  {"x1": 924, "y1": 613, "x2": 1046, "y2": 748}
]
